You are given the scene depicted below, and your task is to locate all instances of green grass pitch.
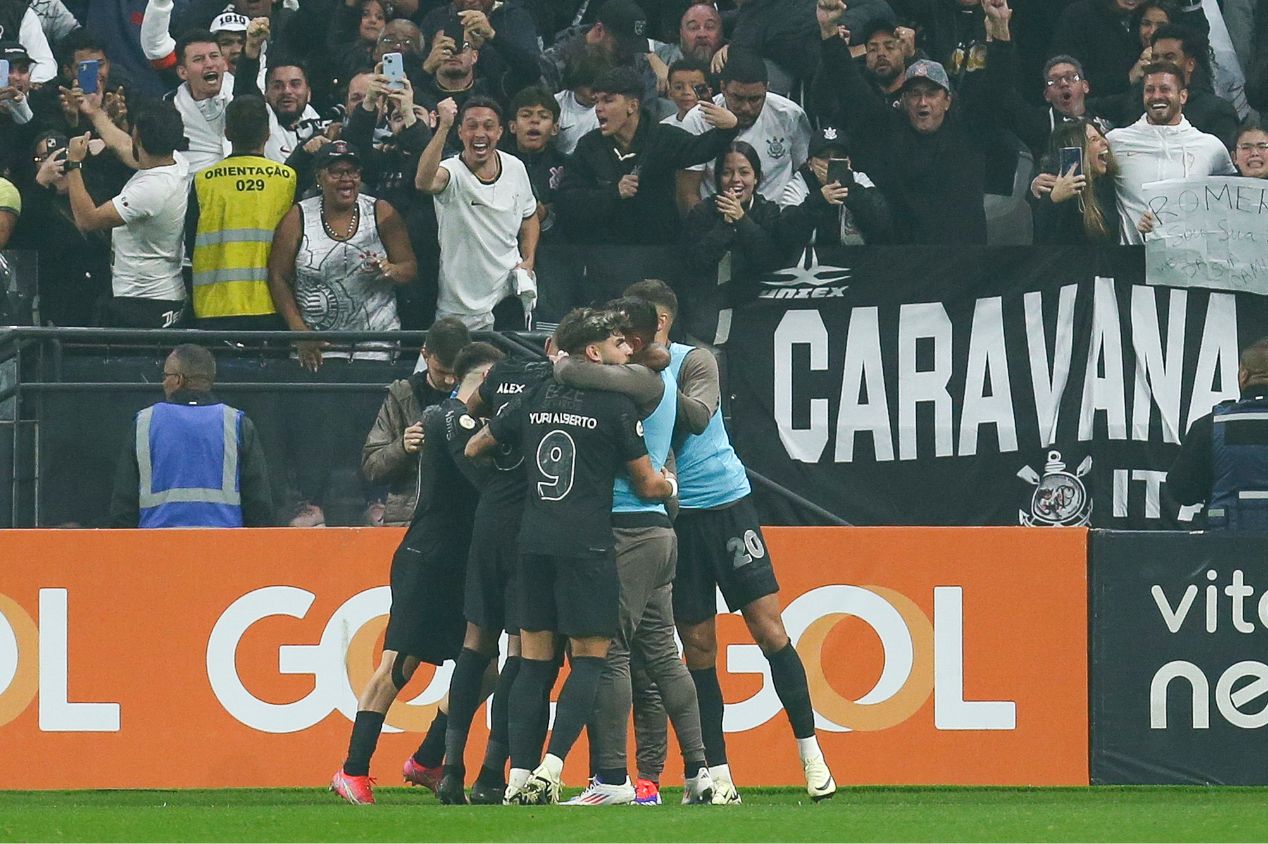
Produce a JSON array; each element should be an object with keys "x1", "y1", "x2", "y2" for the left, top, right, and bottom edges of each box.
[{"x1": 3, "y1": 786, "x2": 1268, "y2": 842}]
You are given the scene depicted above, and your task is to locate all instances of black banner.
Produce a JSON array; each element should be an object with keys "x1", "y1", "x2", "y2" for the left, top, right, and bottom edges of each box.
[
  {"x1": 1090, "y1": 530, "x2": 1268, "y2": 785},
  {"x1": 726, "y1": 246, "x2": 1268, "y2": 528}
]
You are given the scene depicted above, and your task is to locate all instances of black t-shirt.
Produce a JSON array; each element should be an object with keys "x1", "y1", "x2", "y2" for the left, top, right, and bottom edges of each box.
[
  {"x1": 474, "y1": 357, "x2": 554, "y2": 527},
  {"x1": 488, "y1": 380, "x2": 648, "y2": 556},
  {"x1": 407, "y1": 397, "x2": 485, "y2": 548}
]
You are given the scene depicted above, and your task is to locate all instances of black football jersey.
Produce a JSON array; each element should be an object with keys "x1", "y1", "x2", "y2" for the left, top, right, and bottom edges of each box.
[
  {"x1": 472, "y1": 357, "x2": 554, "y2": 524},
  {"x1": 408, "y1": 397, "x2": 484, "y2": 545},
  {"x1": 488, "y1": 381, "x2": 648, "y2": 556}
]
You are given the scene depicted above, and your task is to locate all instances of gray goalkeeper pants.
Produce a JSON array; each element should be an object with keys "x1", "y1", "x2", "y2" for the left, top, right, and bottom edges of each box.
[{"x1": 589, "y1": 524, "x2": 705, "y2": 775}]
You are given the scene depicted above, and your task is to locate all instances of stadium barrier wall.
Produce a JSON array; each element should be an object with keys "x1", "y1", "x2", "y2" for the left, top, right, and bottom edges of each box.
[
  {"x1": 1090, "y1": 531, "x2": 1268, "y2": 785},
  {"x1": 0, "y1": 526, "x2": 1088, "y2": 789}
]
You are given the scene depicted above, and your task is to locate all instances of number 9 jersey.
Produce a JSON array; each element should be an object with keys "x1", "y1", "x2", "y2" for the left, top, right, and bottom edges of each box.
[{"x1": 488, "y1": 380, "x2": 648, "y2": 556}]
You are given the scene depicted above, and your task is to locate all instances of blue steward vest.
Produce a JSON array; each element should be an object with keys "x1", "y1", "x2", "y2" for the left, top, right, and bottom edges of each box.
[
  {"x1": 1207, "y1": 395, "x2": 1268, "y2": 530},
  {"x1": 137, "y1": 402, "x2": 245, "y2": 528},
  {"x1": 612, "y1": 365, "x2": 677, "y2": 514},
  {"x1": 670, "y1": 343, "x2": 750, "y2": 509}
]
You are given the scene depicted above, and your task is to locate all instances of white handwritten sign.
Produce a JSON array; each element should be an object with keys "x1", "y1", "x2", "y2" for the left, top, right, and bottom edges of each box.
[{"x1": 1142, "y1": 177, "x2": 1268, "y2": 295}]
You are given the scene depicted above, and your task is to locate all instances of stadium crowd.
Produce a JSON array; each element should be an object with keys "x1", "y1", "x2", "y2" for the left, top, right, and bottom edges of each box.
[{"x1": 0, "y1": 0, "x2": 1263, "y2": 334}]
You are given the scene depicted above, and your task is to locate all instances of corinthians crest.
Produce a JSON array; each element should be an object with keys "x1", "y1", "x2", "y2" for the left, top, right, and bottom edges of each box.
[{"x1": 1017, "y1": 450, "x2": 1092, "y2": 527}]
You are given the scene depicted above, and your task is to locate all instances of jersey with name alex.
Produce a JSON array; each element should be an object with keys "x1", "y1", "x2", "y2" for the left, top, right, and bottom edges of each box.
[
  {"x1": 489, "y1": 381, "x2": 648, "y2": 556},
  {"x1": 406, "y1": 397, "x2": 486, "y2": 549},
  {"x1": 474, "y1": 357, "x2": 554, "y2": 528}
]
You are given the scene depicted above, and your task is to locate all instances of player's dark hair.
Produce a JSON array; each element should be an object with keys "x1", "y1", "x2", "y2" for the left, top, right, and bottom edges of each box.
[
  {"x1": 225, "y1": 95, "x2": 270, "y2": 148},
  {"x1": 561, "y1": 46, "x2": 612, "y2": 90},
  {"x1": 175, "y1": 29, "x2": 219, "y2": 66},
  {"x1": 266, "y1": 55, "x2": 309, "y2": 84},
  {"x1": 668, "y1": 57, "x2": 709, "y2": 83},
  {"x1": 624, "y1": 279, "x2": 678, "y2": 318},
  {"x1": 133, "y1": 100, "x2": 186, "y2": 157},
  {"x1": 424, "y1": 316, "x2": 471, "y2": 367},
  {"x1": 459, "y1": 95, "x2": 503, "y2": 125},
  {"x1": 1140, "y1": 60, "x2": 1188, "y2": 90},
  {"x1": 720, "y1": 49, "x2": 767, "y2": 86},
  {"x1": 453, "y1": 342, "x2": 505, "y2": 382},
  {"x1": 554, "y1": 307, "x2": 623, "y2": 356},
  {"x1": 510, "y1": 85, "x2": 561, "y2": 121},
  {"x1": 169, "y1": 344, "x2": 217, "y2": 387},
  {"x1": 606, "y1": 296, "x2": 658, "y2": 346},
  {"x1": 1149, "y1": 23, "x2": 1205, "y2": 62}
]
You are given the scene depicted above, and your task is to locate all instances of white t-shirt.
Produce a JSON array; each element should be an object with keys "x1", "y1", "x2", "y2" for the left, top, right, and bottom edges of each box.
[
  {"x1": 434, "y1": 151, "x2": 537, "y2": 321},
  {"x1": 172, "y1": 83, "x2": 232, "y2": 175},
  {"x1": 110, "y1": 160, "x2": 189, "y2": 300},
  {"x1": 678, "y1": 91, "x2": 811, "y2": 202},
  {"x1": 1107, "y1": 115, "x2": 1238, "y2": 245},
  {"x1": 266, "y1": 103, "x2": 320, "y2": 163},
  {"x1": 554, "y1": 90, "x2": 598, "y2": 156}
]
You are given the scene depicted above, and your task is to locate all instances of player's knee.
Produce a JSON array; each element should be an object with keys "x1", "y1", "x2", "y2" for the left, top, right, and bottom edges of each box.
[{"x1": 390, "y1": 652, "x2": 416, "y2": 689}]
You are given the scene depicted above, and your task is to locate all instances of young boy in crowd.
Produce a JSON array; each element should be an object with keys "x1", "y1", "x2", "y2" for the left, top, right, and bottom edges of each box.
[
  {"x1": 662, "y1": 58, "x2": 710, "y2": 127},
  {"x1": 507, "y1": 86, "x2": 567, "y2": 241}
]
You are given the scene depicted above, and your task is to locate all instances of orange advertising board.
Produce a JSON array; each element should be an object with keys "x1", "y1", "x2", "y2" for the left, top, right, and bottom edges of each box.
[{"x1": 0, "y1": 527, "x2": 1088, "y2": 788}]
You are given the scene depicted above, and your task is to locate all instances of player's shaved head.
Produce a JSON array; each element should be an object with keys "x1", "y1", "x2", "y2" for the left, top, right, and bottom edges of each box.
[{"x1": 1240, "y1": 338, "x2": 1268, "y2": 386}]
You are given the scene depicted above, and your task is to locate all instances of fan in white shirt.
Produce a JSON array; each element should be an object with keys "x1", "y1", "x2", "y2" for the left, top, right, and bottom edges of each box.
[
  {"x1": 674, "y1": 50, "x2": 809, "y2": 211},
  {"x1": 170, "y1": 32, "x2": 234, "y2": 174},
  {"x1": 416, "y1": 96, "x2": 540, "y2": 331},
  {"x1": 1111, "y1": 62, "x2": 1237, "y2": 245}
]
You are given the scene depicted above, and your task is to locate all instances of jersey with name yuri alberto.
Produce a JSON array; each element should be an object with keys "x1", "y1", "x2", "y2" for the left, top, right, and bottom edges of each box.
[{"x1": 488, "y1": 381, "x2": 648, "y2": 556}]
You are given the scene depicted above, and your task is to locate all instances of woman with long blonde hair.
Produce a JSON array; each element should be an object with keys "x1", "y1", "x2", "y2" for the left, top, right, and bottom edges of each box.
[{"x1": 1034, "y1": 119, "x2": 1121, "y2": 244}]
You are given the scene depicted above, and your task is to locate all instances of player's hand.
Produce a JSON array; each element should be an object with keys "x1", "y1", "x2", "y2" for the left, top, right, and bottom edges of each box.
[
  {"x1": 617, "y1": 173, "x2": 640, "y2": 199},
  {"x1": 1137, "y1": 211, "x2": 1157, "y2": 235},
  {"x1": 698, "y1": 100, "x2": 737, "y2": 130},
  {"x1": 1030, "y1": 172, "x2": 1057, "y2": 199},
  {"x1": 296, "y1": 337, "x2": 329, "y2": 372},
  {"x1": 403, "y1": 421, "x2": 425, "y2": 454},
  {"x1": 424, "y1": 33, "x2": 457, "y2": 75},
  {"x1": 436, "y1": 96, "x2": 458, "y2": 130},
  {"x1": 459, "y1": 9, "x2": 495, "y2": 47},
  {"x1": 35, "y1": 150, "x2": 67, "y2": 186},
  {"x1": 246, "y1": 17, "x2": 270, "y2": 58},
  {"x1": 66, "y1": 132, "x2": 91, "y2": 164},
  {"x1": 1050, "y1": 164, "x2": 1086, "y2": 203},
  {"x1": 816, "y1": 0, "x2": 847, "y2": 41},
  {"x1": 821, "y1": 182, "x2": 849, "y2": 205}
]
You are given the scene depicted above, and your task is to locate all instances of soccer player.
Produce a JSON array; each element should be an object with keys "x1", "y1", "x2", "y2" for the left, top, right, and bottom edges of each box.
[
  {"x1": 552, "y1": 298, "x2": 715, "y2": 806},
  {"x1": 436, "y1": 350, "x2": 555, "y2": 805},
  {"x1": 624, "y1": 279, "x2": 837, "y2": 803},
  {"x1": 331, "y1": 342, "x2": 506, "y2": 805},
  {"x1": 465, "y1": 308, "x2": 675, "y2": 805}
]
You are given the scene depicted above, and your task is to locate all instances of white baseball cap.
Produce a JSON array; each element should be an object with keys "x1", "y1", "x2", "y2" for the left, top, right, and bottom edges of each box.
[{"x1": 211, "y1": 12, "x2": 250, "y2": 33}]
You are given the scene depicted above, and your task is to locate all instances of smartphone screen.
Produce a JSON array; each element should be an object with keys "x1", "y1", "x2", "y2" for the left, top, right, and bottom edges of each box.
[
  {"x1": 826, "y1": 158, "x2": 854, "y2": 187},
  {"x1": 0, "y1": 60, "x2": 9, "y2": 90},
  {"x1": 77, "y1": 59, "x2": 100, "y2": 94},
  {"x1": 1059, "y1": 146, "x2": 1083, "y2": 178},
  {"x1": 381, "y1": 52, "x2": 405, "y2": 90},
  {"x1": 443, "y1": 17, "x2": 466, "y2": 50},
  {"x1": 692, "y1": 83, "x2": 710, "y2": 102}
]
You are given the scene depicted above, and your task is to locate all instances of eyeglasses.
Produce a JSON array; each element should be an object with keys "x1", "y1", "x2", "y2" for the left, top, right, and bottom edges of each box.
[
  {"x1": 1045, "y1": 73, "x2": 1082, "y2": 87},
  {"x1": 1236, "y1": 142, "x2": 1268, "y2": 152},
  {"x1": 162, "y1": 371, "x2": 183, "y2": 379},
  {"x1": 378, "y1": 35, "x2": 417, "y2": 49}
]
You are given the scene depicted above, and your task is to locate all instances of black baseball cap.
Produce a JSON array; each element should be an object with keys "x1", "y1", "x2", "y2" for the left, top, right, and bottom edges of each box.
[
  {"x1": 856, "y1": 16, "x2": 900, "y2": 46},
  {"x1": 312, "y1": 139, "x2": 363, "y2": 169},
  {"x1": 809, "y1": 125, "x2": 848, "y2": 157},
  {"x1": 0, "y1": 41, "x2": 32, "y2": 66},
  {"x1": 596, "y1": 0, "x2": 649, "y2": 54}
]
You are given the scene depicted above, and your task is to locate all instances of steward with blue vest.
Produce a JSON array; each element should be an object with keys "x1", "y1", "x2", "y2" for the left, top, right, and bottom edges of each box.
[
  {"x1": 619, "y1": 278, "x2": 837, "y2": 804},
  {"x1": 1170, "y1": 337, "x2": 1268, "y2": 530},
  {"x1": 110, "y1": 344, "x2": 273, "y2": 527},
  {"x1": 552, "y1": 297, "x2": 713, "y2": 804}
]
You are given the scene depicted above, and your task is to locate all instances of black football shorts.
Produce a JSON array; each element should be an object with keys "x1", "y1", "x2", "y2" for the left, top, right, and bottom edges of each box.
[
  {"x1": 672, "y1": 495, "x2": 780, "y2": 626},
  {"x1": 518, "y1": 550, "x2": 619, "y2": 638}
]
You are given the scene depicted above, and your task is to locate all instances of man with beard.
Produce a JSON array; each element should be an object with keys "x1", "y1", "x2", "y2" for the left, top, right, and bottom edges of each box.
[
  {"x1": 1107, "y1": 61, "x2": 1235, "y2": 245},
  {"x1": 676, "y1": 50, "x2": 810, "y2": 211},
  {"x1": 652, "y1": 3, "x2": 724, "y2": 67},
  {"x1": 231, "y1": 17, "x2": 320, "y2": 162},
  {"x1": 540, "y1": 0, "x2": 660, "y2": 109},
  {"x1": 416, "y1": 96, "x2": 539, "y2": 330}
]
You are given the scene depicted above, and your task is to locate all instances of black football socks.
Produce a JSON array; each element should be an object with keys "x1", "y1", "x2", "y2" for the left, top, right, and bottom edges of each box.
[
  {"x1": 508, "y1": 657, "x2": 555, "y2": 770},
  {"x1": 411, "y1": 710, "x2": 448, "y2": 768},
  {"x1": 343, "y1": 710, "x2": 386, "y2": 776},
  {"x1": 476, "y1": 655, "x2": 520, "y2": 787},
  {"x1": 443, "y1": 648, "x2": 494, "y2": 781},
  {"x1": 767, "y1": 642, "x2": 816, "y2": 739},
  {"x1": 689, "y1": 667, "x2": 728, "y2": 767},
  {"x1": 546, "y1": 655, "x2": 605, "y2": 762}
]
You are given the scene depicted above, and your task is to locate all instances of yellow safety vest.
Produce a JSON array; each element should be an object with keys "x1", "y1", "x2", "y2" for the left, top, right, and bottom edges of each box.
[{"x1": 191, "y1": 154, "x2": 296, "y2": 319}]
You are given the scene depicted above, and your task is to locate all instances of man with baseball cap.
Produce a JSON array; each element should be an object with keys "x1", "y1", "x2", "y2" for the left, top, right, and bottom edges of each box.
[
  {"x1": 0, "y1": 42, "x2": 34, "y2": 130},
  {"x1": 210, "y1": 12, "x2": 250, "y2": 75},
  {"x1": 814, "y1": 0, "x2": 989, "y2": 244},
  {"x1": 540, "y1": 0, "x2": 662, "y2": 109}
]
